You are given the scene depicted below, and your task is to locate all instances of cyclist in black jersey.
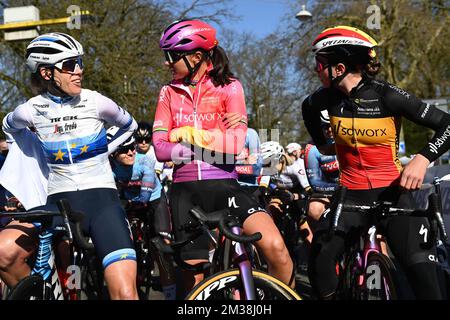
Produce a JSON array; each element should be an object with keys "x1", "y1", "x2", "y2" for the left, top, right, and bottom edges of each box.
[{"x1": 302, "y1": 26, "x2": 450, "y2": 300}]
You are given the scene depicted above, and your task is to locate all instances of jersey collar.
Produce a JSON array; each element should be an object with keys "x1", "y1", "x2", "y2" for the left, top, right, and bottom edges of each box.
[{"x1": 45, "y1": 92, "x2": 76, "y2": 104}]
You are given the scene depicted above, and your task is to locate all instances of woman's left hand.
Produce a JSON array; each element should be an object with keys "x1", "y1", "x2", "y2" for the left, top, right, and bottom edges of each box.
[
  {"x1": 400, "y1": 154, "x2": 430, "y2": 190},
  {"x1": 221, "y1": 112, "x2": 245, "y2": 129}
]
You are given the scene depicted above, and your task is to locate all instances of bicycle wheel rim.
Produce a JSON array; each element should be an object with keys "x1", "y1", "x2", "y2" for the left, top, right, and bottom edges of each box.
[
  {"x1": 7, "y1": 275, "x2": 45, "y2": 300},
  {"x1": 186, "y1": 269, "x2": 301, "y2": 300}
]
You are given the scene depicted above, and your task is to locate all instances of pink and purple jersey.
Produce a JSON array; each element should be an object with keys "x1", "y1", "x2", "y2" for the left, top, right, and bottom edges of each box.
[{"x1": 152, "y1": 69, "x2": 248, "y2": 183}]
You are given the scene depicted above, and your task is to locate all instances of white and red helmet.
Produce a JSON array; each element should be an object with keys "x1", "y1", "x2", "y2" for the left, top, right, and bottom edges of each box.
[{"x1": 312, "y1": 26, "x2": 377, "y2": 64}]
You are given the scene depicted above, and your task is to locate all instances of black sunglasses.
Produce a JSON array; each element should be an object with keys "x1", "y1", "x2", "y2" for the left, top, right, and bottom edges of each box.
[
  {"x1": 164, "y1": 50, "x2": 188, "y2": 64},
  {"x1": 116, "y1": 144, "x2": 135, "y2": 155},
  {"x1": 135, "y1": 137, "x2": 150, "y2": 144}
]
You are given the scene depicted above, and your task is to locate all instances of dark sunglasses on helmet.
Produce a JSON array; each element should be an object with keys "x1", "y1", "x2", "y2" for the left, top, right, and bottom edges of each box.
[
  {"x1": 135, "y1": 137, "x2": 151, "y2": 144},
  {"x1": 314, "y1": 55, "x2": 331, "y2": 73},
  {"x1": 54, "y1": 57, "x2": 83, "y2": 73},
  {"x1": 117, "y1": 144, "x2": 135, "y2": 155},
  {"x1": 163, "y1": 50, "x2": 188, "y2": 64}
]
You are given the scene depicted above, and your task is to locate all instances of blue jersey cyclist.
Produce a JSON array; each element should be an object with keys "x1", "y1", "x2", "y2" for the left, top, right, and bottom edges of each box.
[
  {"x1": 303, "y1": 110, "x2": 339, "y2": 241},
  {"x1": 107, "y1": 126, "x2": 176, "y2": 300},
  {"x1": 235, "y1": 127, "x2": 263, "y2": 187}
]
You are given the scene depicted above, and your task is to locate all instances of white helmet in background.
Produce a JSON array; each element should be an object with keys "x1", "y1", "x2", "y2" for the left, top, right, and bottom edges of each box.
[
  {"x1": 107, "y1": 126, "x2": 135, "y2": 149},
  {"x1": 26, "y1": 32, "x2": 84, "y2": 73},
  {"x1": 260, "y1": 141, "x2": 284, "y2": 161},
  {"x1": 286, "y1": 142, "x2": 302, "y2": 154}
]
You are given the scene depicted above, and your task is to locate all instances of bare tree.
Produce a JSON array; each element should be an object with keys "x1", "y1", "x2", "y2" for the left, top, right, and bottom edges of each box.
[{"x1": 0, "y1": 0, "x2": 234, "y2": 122}]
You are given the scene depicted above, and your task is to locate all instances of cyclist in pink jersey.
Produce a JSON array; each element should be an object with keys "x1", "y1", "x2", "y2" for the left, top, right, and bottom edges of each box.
[{"x1": 153, "y1": 19, "x2": 295, "y2": 293}]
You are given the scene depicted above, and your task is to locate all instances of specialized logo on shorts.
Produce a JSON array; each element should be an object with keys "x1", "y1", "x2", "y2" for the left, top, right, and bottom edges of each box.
[{"x1": 228, "y1": 197, "x2": 240, "y2": 209}]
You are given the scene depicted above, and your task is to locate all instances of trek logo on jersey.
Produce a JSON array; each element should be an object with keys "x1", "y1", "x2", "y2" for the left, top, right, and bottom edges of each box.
[
  {"x1": 428, "y1": 125, "x2": 450, "y2": 154},
  {"x1": 320, "y1": 161, "x2": 339, "y2": 172},
  {"x1": 54, "y1": 122, "x2": 77, "y2": 134},
  {"x1": 50, "y1": 115, "x2": 78, "y2": 123},
  {"x1": 333, "y1": 120, "x2": 387, "y2": 138}
]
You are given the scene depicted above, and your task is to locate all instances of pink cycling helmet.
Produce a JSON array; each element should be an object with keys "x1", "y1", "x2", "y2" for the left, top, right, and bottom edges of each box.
[{"x1": 159, "y1": 19, "x2": 218, "y2": 52}]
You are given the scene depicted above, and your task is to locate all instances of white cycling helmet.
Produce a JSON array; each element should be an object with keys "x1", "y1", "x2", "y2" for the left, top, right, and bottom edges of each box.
[
  {"x1": 286, "y1": 142, "x2": 302, "y2": 154},
  {"x1": 26, "y1": 32, "x2": 84, "y2": 73},
  {"x1": 107, "y1": 126, "x2": 135, "y2": 149},
  {"x1": 260, "y1": 141, "x2": 284, "y2": 161}
]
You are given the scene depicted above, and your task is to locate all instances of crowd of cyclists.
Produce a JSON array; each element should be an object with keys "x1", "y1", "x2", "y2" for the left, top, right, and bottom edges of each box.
[{"x1": 0, "y1": 19, "x2": 449, "y2": 300}]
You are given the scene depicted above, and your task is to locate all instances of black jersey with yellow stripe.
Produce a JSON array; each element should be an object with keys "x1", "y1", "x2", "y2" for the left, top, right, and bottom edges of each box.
[{"x1": 302, "y1": 77, "x2": 450, "y2": 190}]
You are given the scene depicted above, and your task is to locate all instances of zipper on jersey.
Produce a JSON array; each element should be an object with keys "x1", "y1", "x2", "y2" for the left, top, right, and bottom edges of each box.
[{"x1": 193, "y1": 81, "x2": 203, "y2": 180}]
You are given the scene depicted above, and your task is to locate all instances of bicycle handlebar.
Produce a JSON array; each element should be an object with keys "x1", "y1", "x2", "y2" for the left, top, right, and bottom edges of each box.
[
  {"x1": 189, "y1": 206, "x2": 262, "y2": 243},
  {"x1": 57, "y1": 199, "x2": 94, "y2": 251},
  {"x1": 0, "y1": 199, "x2": 94, "y2": 250},
  {"x1": 168, "y1": 207, "x2": 262, "y2": 272},
  {"x1": 330, "y1": 186, "x2": 347, "y2": 233},
  {"x1": 328, "y1": 186, "x2": 448, "y2": 242}
]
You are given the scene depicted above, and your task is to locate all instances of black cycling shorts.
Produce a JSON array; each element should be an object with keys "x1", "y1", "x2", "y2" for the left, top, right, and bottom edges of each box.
[
  {"x1": 170, "y1": 179, "x2": 266, "y2": 261},
  {"x1": 149, "y1": 192, "x2": 172, "y2": 239},
  {"x1": 35, "y1": 188, "x2": 135, "y2": 269}
]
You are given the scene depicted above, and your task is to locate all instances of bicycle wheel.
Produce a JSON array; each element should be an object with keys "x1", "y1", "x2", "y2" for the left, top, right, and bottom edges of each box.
[
  {"x1": 186, "y1": 269, "x2": 301, "y2": 300},
  {"x1": 361, "y1": 252, "x2": 398, "y2": 300},
  {"x1": 7, "y1": 275, "x2": 46, "y2": 300}
]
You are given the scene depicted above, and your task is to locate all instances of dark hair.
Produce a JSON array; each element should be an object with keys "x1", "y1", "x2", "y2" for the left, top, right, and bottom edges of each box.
[
  {"x1": 208, "y1": 46, "x2": 236, "y2": 87},
  {"x1": 364, "y1": 59, "x2": 381, "y2": 77},
  {"x1": 30, "y1": 70, "x2": 50, "y2": 96}
]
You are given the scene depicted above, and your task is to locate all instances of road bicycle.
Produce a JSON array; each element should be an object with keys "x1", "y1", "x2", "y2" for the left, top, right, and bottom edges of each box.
[
  {"x1": 1, "y1": 199, "x2": 87, "y2": 300},
  {"x1": 125, "y1": 203, "x2": 174, "y2": 300},
  {"x1": 168, "y1": 206, "x2": 301, "y2": 300},
  {"x1": 327, "y1": 184, "x2": 447, "y2": 300}
]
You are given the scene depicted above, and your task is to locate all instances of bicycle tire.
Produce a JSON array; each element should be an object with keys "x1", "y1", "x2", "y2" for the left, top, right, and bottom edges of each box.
[
  {"x1": 362, "y1": 252, "x2": 398, "y2": 300},
  {"x1": 7, "y1": 275, "x2": 46, "y2": 300},
  {"x1": 185, "y1": 269, "x2": 301, "y2": 300}
]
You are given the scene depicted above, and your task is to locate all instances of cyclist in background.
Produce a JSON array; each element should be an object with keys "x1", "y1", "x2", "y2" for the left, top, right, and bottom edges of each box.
[
  {"x1": 303, "y1": 110, "x2": 339, "y2": 225},
  {"x1": 0, "y1": 33, "x2": 138, "y2": 299},
  {"x1": 285, "y1": 142, "x2": 303, "y2": 164},
  {"x1": 153, "y1": 19, "x2": 294, "y2": 293},
  {"x1": 235, "y1": 127, "x2": 263, "y2": 194},
  {"x1": 302, "y1": 26, "x2": 450, "y2": 299},
  {"x1": 135, "y1": 121, "x2": 165, "y2": 178},
  {"x1": 107, "y1": 127, "x2": 176, "y2": 300},
  {"x1": 259, "y1": 141, "x2": 312, "y2": 250}
]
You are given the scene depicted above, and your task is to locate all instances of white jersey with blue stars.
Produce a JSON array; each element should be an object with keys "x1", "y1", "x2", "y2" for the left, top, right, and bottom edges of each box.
[{"x1": 2, "y1": 89, "x2": 137, "y2": 195}]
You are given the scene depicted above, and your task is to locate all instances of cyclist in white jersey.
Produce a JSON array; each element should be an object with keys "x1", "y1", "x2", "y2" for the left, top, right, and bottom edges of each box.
[{"x1": 0, "y1": 33, "x2": 138, "y2": 299}]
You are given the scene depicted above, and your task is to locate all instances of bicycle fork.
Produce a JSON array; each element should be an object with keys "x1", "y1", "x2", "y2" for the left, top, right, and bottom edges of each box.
[{"x1": 231, "y1": 226, "x2": 257, "y2": 300}]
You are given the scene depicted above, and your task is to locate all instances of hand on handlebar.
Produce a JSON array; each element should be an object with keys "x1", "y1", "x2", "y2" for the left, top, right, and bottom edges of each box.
[{"x1": 273, "y1": 189, "x2": 296, "y2": 204}]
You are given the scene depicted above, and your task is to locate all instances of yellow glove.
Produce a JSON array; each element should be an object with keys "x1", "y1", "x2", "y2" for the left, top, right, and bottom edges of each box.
[
  {"x1": 169, "y1": 126, "x2": 194, "y2": 144},
  {"x1": 169, "y1": 126, "x2": 215, "y2": 149}
]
